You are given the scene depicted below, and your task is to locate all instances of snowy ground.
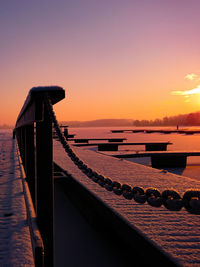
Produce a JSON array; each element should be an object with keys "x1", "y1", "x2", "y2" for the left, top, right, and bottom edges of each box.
[{"x1": 0, "y1": 131, "x2": 34, "y2": 266}]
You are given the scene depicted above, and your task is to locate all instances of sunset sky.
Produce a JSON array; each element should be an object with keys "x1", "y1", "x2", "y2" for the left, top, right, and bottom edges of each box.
[{"x1": 1, "y1": 0, "x2": 200, "y2": 125}]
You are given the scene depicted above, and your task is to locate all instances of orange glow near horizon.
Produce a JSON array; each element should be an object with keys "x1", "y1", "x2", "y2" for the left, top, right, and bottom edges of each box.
[
  {"x1": 2, "y1": 73, "x2": 200, "y2": 126},
  {"x1": 1, "y1": 1, "x2": 200, "y2": 125}
]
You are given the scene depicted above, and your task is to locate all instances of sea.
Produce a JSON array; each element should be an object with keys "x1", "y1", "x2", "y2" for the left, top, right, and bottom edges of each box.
[
  {"x1": 67, "y1": 126, "x2": 200, "y2": 182},
  {"x1": 2, "y1": 126, "x2": 200, "y2": 182}
]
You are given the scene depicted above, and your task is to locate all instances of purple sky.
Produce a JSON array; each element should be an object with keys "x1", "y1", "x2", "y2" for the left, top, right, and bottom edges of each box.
[{"x1": 1, "y1": 0, "x2": 200, "y2": 124}]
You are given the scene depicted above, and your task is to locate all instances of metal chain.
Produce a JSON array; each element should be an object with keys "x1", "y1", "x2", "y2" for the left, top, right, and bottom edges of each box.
[{"x1": 44, "y1": 94, "x2": 200, "y2": 215}]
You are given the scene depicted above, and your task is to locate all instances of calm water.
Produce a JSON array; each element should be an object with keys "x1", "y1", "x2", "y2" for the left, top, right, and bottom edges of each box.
[
  {"x1": 2, "y1": 127, "x2": 200, "y2": 182},
  {"x1": 67, "y1": 126, "x2": 200, "y2": 182}
]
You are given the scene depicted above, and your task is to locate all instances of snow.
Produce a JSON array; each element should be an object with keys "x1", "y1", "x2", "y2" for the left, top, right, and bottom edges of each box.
[
  {"x1": 0, "y1": 132, "x2": 34, "y2": 266},
  {"x1": 1, "y1": 127, "x2": 200, "y2": 266}
]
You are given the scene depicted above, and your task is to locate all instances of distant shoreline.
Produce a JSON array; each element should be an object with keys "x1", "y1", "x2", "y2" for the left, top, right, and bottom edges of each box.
[
  {"x1": 2, "y1": 109, "x2": 200, "y2": 129},
  {"x1": 60, "y1": 111, "x2": 200, "y2": 127},
  {"x1": 0, "y1": 126, "x2": 13, "y2": 129}
]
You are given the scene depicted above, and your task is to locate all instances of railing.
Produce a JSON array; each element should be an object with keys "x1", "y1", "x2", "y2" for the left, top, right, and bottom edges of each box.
[
  {"x1": 45, "y1": 95, "x2": 200, "y2": 215},
  {"x1": 14, "y1": 86, "x2": 65, "y2": 267},
  {"x1": 14, "y1": 85, "x2": 200, "y2": 266}
]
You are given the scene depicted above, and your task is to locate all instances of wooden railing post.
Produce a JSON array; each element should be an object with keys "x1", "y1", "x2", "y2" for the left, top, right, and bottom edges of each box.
[
  {"x1": 35, "y1": 102, "x2": 54, "y2": 267},
  {"x1": 14, "y1": 86, "x2": 65, "y2": 267},
  {"x1": 21, "y1": 126, "x2": 26, "y2": 166},
  {"x1": 17, "y1": 127, "x2": 23, "y2": 162},
  {"x1": 24, "y1": 124, "x2": 36, "y2": 207}
]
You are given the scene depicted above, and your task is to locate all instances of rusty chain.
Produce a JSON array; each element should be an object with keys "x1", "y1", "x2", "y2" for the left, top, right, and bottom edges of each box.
[{"x1": 44, "y1": 94, "x2": 200, "y2": 215}]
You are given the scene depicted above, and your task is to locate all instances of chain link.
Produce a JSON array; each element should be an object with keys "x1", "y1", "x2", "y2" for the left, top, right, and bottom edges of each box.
[{"x1": 44, "y1": 94, "x2": 200, "y2": 215}]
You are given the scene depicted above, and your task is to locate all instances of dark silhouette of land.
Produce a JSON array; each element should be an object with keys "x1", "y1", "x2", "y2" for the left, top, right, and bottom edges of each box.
[
  {"x1": 1, "y1": 111, "x2": 200, "y2": 129},
  {"x1": 133, "y1": 111, "x2": 200, "y2": 127},
  {"x1": 60, "y1": 111, "x2": 200, "y2": 127},
  {"x1": 0, "y1": 124, "x2": 13, "y2": 129}
]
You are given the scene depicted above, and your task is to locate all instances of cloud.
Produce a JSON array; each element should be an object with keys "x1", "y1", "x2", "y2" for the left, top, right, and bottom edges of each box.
[
  {"x1": 171, "y1": 84, "x2": 200, "y2": 96},
  {"x1": 184, "y1": 73, "x2": 199, "y2": 81},
  {"x1": 171, "y1": 73, "x2": 200, "y2": 100}
]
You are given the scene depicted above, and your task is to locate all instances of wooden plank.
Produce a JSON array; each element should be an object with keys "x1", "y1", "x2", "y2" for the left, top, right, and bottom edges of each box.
[
  {"x1": 24, "y1": 124, "x2": 36, "y2": 206},
  {"x1": 151, "y1": 155, "x2": 187, "y2": 168},
  {"x1": 73, "y1": 141, "x2": 172, "y2": 151},
  {"x1": 110, "y1": 151, "x2": 200, "y2": 167},
  {"x1": 111, "y1": 130, "x2": 125, "y2": 133},
  {"x1": 145, "y1": 143, "x2": 168, "y2": 151},
  {"x1": 111, "y1": 129, "x2": 200, "y2": 134},
  {"x1": 69, "y1": 138, "x2": 126, "y2": 143},
  {"x1": 73, "y1": 139, "x2": 89, "y2": 143},
  {"x1": 98, "y1": 143, "x2": 119, "y2": 151},
  {"x1": 111, "y1": 129, "x2": 145, "y2": 133},
  {"x1": 112, "y1": 151, "x2": 200, "y2": 158},
  {"x1": 108, "y1": 138, "x2": 126, "y2": 142},
  {"x1": 73, "y1": 141, "x2": 172, "y2": 147}
]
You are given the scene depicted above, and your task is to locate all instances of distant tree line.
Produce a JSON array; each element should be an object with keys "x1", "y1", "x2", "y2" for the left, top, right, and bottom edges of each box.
[
  {"x1": 133, "y1": 112, "x2": 200, "y2": 126},
  {"x1": 0, "y1": 124, "x2": 13, "y2": 129},
  {"x1": 61, "y1": 119, "x2": 133, "y2": 127},
  {"x1": 60, "y1": 112, "x2": 200, "y2": 127}
]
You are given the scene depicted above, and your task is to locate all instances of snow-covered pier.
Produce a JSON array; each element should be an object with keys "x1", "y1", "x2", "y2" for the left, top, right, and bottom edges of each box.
[
  {"x1": 3, "y1": 128, "x2": 200, "y2": 266},
  {"x1": 9, "y1": 86, "x2": 200, "y2": 267},
  {"x1": 54, "y1": 141, "x2": 200, "y2": 267}
]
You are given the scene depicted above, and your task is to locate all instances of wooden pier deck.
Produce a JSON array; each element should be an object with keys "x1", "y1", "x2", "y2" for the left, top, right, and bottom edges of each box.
[
  {"x1": 68, "y1": 138, "x2": 127, "y2": 143},
  {"x1": 0, "y1": 132, "x2": 34, "y2": 266},
  {"x1": 54, "y1": 140, "x2": 200, "y2": 267},
  {"x1": 103, "y1": 150, "x2": 200, "y2": 168},
  {"x1": 73, "y1": 141, "x2": 172, "y2": 151},
  {"x1": 111, "y1": 129, "x2": 200, "y2": 134}
]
